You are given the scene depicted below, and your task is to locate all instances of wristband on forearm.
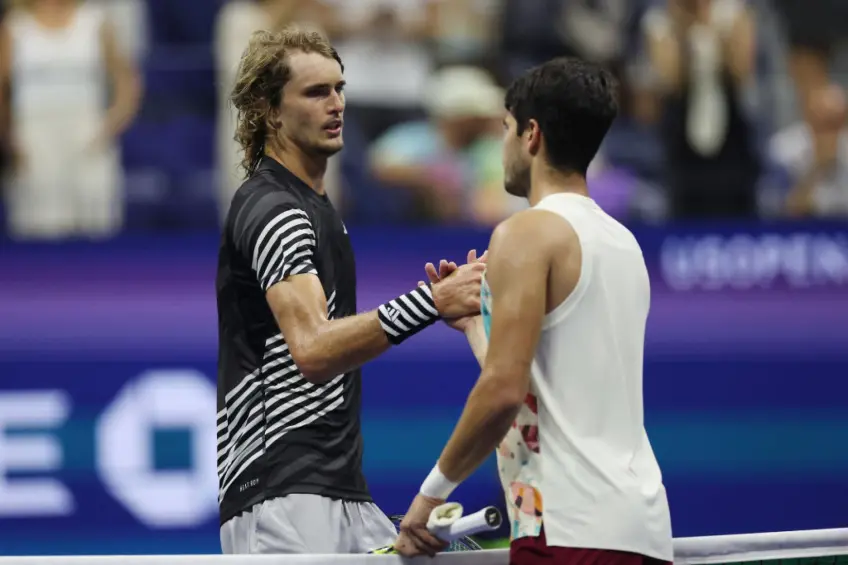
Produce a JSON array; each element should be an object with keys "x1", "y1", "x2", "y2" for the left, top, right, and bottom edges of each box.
[
  {"x1": 420, "y1": 463, "x2": 459, "y2": 500},
  {"x1": 378, "y1": 284, "x2": 440, "y2": 345}
]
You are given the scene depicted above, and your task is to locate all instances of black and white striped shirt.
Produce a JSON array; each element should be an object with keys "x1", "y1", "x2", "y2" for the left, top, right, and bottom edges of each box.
[{"x1": 216, "y1": 157, "x2": 369, "y2": 525}]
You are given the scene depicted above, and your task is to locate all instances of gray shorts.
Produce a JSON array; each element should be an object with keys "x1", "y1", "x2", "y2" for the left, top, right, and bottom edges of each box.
[{"x1": 220, "y1": 494, "x2": 398, "y2": 554}]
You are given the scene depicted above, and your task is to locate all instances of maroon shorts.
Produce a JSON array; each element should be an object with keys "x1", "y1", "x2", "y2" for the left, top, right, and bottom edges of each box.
[{"x1": 510, "y1": 529, "x2": 673, "y2": 565}]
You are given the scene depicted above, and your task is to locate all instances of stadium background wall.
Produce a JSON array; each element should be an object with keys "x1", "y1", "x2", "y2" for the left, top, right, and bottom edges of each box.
[{"x1": 0, "y1": 221, "x2": 846, "y2": 555}]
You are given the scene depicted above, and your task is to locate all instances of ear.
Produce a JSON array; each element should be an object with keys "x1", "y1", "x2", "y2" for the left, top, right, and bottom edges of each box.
[
  {"x1": 526, "y1": 118, "x2": 542, "y2": 156},
  {"x1": 267, "y1": 104, "x2": 283, "y2": 131}
]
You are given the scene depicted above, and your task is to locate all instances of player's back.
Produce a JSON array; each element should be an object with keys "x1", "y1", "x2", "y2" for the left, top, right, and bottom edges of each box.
[{"x1": 491, "y1": 193, "x2": 672, "y2": 561}]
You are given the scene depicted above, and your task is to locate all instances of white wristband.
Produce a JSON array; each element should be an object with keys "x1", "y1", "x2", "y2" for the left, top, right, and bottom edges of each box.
[{"x1": 420, "y1": 463, "x2": 459, "y2": 500}]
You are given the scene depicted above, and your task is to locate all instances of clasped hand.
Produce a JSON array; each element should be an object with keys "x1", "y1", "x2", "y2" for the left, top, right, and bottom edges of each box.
[{"x1": 421, "y1": 249, "x2": 487, "y2": 332}]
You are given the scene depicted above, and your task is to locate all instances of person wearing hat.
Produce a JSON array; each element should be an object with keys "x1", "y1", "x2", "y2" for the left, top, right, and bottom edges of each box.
[{"x1": 369, "y1": 65, "x2": 526, "y2": 224}]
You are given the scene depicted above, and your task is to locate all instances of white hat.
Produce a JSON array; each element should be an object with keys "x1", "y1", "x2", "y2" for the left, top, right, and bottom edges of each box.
[{"x1": 425, "y1": 66, "x2": 505, "y2": 119}]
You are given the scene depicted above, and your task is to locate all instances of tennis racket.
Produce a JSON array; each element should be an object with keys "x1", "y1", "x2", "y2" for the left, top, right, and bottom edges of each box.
[{"x1": 370, "y1": 505, "x2": 503, "y2": 554}]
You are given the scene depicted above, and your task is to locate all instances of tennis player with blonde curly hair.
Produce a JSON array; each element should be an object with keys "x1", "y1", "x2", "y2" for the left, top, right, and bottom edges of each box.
[{"x1": 215, "y1": 26, "x2": 484, "y2": 555}]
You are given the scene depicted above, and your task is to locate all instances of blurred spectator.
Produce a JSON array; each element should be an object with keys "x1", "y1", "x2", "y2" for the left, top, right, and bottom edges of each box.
[
  {"x1": 584, "y1": 152, "x2": 647, "y2": 221},
  {"x1": 369, "y1": 66, "x2": 523, "y2": 225},
  {"x1": 499, "y1": 0, "x2": 570, "y2": 81},
  {"x1": 558, "y1": 0, "x2": 649, "y2": 71},
  {"x1": 769, "y1": 84, "x2": 848, "y2": 218},
  {"x1": 772, "y1": 0, "x2": 848, "y2": 118},
  {"x1": 431, "y1": 0, "x2": 501, "y2": 68},
  {"x1": 0, "y1": 0, "x2": 141, "y2": 239},
  {"x1": 0, "y1": 0, "x2": 8, "y2": 187},
  {"x1": 596, "y1": 55, "x2": 668, "y2": 220},
  {"x1": 214, "y1": 0, "x2": 337, "y2": 220},
  {"x1": 324, "y1": 0, "x2": 436, "y2": 143},
  {"x1": 94, "y1": 0, "x2": 148, "y2": 62},
  {"x1": 500, "y1": 0, "x2": 647, "y2": 82},
  {"x1": 643, "y1": 0, "x2": 760, "y2": 219}
]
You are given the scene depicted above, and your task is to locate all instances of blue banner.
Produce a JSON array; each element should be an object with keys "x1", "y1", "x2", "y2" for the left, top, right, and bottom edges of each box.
[{"x1": 0, "y1": 222, "x2": 847, "y2": 555}]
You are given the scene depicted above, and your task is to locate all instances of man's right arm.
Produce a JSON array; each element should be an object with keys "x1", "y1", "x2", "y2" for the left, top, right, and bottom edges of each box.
[
  {"x1": 267, "y1": 266, "x2": 484, "y2": 385},
  {"x1": 267, "y1": 274, "x2": 433, "y2": 383},
  {"x1": 236, "y1": 197, "x2": 482, "y2": 384}
]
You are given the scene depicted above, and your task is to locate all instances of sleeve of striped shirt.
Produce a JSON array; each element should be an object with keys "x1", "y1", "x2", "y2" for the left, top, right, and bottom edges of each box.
[{"x1": 239, "y1": 203, "x2": 319, "y2": 291}]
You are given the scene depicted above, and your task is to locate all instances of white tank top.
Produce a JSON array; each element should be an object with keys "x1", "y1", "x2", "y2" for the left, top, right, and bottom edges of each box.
[
  {"x1": 8, "y1": 4, "x2": 107, "y2": 120},
  {"x1": 483, "y1": 193, "x2": 673, "y2": 560}
]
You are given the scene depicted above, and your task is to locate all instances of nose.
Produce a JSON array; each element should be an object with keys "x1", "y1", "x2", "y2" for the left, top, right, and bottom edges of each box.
[{"x1": 329, "y1": 90, "x2": 345, "y2": 114}]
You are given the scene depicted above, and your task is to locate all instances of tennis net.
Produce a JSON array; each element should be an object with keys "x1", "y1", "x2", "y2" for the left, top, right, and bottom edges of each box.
[
  {"x1": 674, "y1": 528, "x2": 848, "y2": 565},
  {"x1": 0, "y1": 528, "x2": 845, "y2": 565}
]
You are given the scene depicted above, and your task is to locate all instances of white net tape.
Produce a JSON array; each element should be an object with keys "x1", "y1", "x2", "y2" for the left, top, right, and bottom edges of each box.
[
  {"x1": 1, "y1": 529, "x2": 846, "y2": 565},
  {"x1": 674, "y1": 528, "x2": 848, "y2": 565}
]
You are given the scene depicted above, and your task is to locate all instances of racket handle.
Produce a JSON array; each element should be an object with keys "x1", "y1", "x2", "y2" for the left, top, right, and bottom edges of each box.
[{"x1": 430, "y1": 506, "x2": 502, "y2": 542}]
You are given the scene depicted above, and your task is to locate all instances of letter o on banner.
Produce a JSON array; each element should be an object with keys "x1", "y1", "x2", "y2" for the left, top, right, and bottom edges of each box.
[{"x1": 96, "y1": 369, "x2": 218, "y2": 528}]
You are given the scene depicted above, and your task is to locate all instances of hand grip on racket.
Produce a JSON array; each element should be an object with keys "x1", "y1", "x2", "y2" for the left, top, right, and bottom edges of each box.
[
  {"x1": 369, "y1": 505, "x2": 502, "y2": 554},
  {"x1": 432, "y1": 505, "x2": 503, "y2": 541}
]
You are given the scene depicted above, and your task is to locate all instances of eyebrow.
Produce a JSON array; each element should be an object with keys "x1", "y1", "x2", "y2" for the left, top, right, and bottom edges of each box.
[{"x1": 304, "y1": 80, "x2": 346, "y2": 90}]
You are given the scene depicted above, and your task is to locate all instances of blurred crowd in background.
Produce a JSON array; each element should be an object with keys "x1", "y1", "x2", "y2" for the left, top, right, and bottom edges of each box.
[{"x1": 0, "y1": 0, "x2": 847, "y2": 241}]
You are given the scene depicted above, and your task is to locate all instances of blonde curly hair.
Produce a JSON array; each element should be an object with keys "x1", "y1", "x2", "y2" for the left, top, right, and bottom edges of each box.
[{"x1": 230, "y1": 26, "x2": 343, "y2": 178}]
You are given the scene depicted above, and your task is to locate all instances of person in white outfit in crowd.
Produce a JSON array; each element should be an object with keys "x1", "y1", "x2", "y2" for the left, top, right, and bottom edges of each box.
[{"x1": 0, "y1": 0, "x2": 141, "y2": 239}]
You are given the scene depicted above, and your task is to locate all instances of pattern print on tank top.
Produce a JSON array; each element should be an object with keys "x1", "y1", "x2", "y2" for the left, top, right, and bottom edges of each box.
[{"x1": 481, "y1": 271, "x2": 544, "y2": 540}]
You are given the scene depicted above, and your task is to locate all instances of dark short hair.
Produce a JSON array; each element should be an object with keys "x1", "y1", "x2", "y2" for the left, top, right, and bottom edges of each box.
[{"x1": 504, "y1": 57, "x2": 619, "y2": 176}]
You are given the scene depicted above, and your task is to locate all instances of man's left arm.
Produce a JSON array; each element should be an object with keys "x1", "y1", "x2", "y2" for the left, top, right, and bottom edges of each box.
[{"x1": 395, "y1": 211, "x2": 555, "y2": 556}]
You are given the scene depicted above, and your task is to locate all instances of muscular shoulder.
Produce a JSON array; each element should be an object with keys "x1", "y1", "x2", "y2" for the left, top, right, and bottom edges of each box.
[
  {"x1": 229, "y1": 173, "x2": 309, "y2": 237},
  {"x1": 490, "y1": 208, "x2": 578, "y2": 262},
  {"x1": 231, "y1": 172, "x2": 307, "y2": 221},
  {"x1": 227, "y1": 175, "x2": 317, "y2": 282}
]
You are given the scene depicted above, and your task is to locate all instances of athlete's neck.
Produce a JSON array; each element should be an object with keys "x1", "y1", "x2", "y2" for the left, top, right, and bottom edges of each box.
[
  {"x1": 265, "y1": 145, "x2": 328, "y2": 195},
  {"x1": 526, "y1": 159, "x2": 589, "y2": 207}
]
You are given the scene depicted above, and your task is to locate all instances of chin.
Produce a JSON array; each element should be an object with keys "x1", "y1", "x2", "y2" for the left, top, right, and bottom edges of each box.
[
  {"x1": 317, "y1": 138, "x2": 344, "y2": 157},
  {"x1": 504, "y1": 180, "x2": 526, "y2": 198},
  {"x1": 505, "y1": 167, "x2": 531, "y2": 198}
]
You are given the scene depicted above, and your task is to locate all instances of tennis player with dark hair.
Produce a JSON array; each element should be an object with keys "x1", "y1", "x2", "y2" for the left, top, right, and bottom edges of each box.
[
  {"x1": 215, "y1": 27, "x2": 484, "y2": 555},
  {"x1": 396, "y1": 57, "x2": 674, "y2": 565}
]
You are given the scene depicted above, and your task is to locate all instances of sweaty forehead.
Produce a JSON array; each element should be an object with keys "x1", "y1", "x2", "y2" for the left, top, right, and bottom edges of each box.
[{"x1": 286, "y1": 51, "x2": 343, "y2": 88}]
